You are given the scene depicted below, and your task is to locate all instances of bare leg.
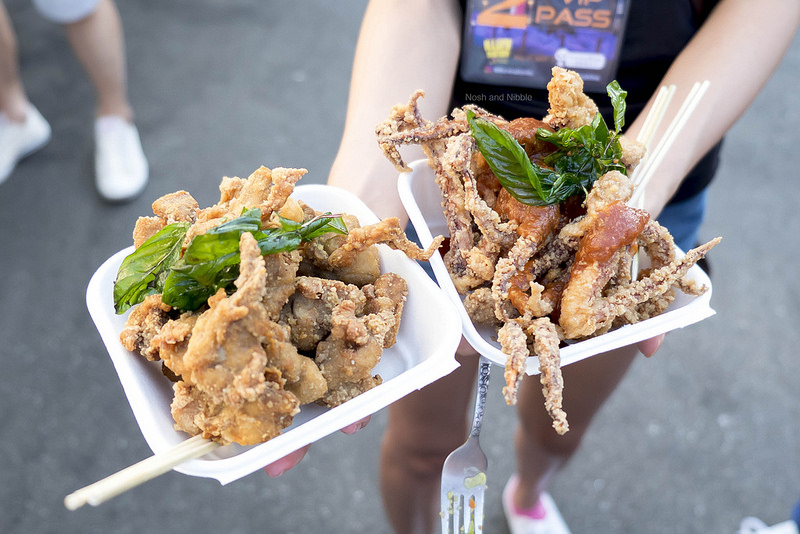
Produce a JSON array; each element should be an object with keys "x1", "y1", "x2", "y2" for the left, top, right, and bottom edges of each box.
[
  {"x1": 64, "y1": 0, "x2": 132, "y2": 120},
  {"x1": 380, "y1": 343, "x2": 479, "y2": 534},
  {"x1": 0, "y1": 1, "x2": 29, "y2": 121},
  {"x1": 512, "y1": 344, "x2": 639, "y2": 509}
]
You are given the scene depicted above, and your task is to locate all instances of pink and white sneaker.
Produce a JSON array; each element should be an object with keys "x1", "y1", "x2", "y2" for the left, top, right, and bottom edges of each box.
[{"x1": 502, "y1": 475, "x2": 572, "y2": 534}]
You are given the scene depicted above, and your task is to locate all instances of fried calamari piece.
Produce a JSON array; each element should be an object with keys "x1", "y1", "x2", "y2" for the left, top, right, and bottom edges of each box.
[
  {"x1": 499, "y1": 320, "x2": 529, "y2": 405},
  {"x1": 528, "y1": 318, "x2": 568, "y2": 435},
  {"x1": 596, "y1": 238, "x2": 721, "y2": 333},
  {"x1": 560, "y1": 201, "x2": 650, "y2": 339},
  {"x1": 375, "y1": 90, "x2": 468, "y2": 172}
]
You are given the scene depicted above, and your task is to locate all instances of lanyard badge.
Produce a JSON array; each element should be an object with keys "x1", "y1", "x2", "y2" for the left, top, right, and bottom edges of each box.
[{"x1": 460, "y1": 0, "x2": 630, "y2": 92}]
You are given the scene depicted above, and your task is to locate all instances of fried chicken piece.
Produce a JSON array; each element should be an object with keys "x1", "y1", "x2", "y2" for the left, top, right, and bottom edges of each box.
[
  {"x1": 328, "y1": 217, "x2": 444, "y2": 269},
  {"x1": 174, "y1": 233, "x2": 309, "y2": 444},
  {"x1": 299, "y1": 213, "x2": 382, "y2": 286},
  {"x1": 261, "y1": 250, "x2": 302, "y2": 321},
  {"x1": 151, "y1": 312, "x2": 198, "y2": 379},
  {"x1": 186, "y1": 166, "x2": 308, "y2": 246},
  {"x1": 132, "y1": 217, "x2": 166, "y2": 249},
  {"x1": 152, "y1": 191, "x2": 200, "y2": 224},
  {"x1": 618, "y1": 135, "x2": 646, "y2": 172},
  {"x1": 315, "y1": 300, "x2": 384, "y2": 407},
  {"x1": 282, "y1": 276, "x2": 368, "y2": 351},
  {"x1": 171, "y1": 380, "x2": 299, "y2": 446},
  {"x1": 120, "y1": 294, "x2": 172, "y2": 361},
  {"x1": 313, "y1": 273, "x2": 406, "y2": 407},
  {"x1": 543, "y1": 66, "x2": 599, "y2": 130},
  {"x1": 362, "y1": 272, "x2": 408, "y2": 348},
  {"x1": 130, "y1": 191, "x2": 200, "y2": 248}
]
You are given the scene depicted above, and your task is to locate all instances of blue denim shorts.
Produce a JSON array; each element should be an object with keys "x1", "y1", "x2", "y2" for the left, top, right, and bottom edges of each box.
[{"x1": 655, "y1": 188, "x2": 708, "y2": 253}]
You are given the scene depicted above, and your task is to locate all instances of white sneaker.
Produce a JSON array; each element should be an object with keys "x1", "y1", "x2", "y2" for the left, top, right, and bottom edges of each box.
[
  {"x1": 94, "y1": 115, "x2": 148, "y2": 202},
  {"x1": 738, "y1": 517, "x2": 800, "y2": 534},
  {"x1": 502, "y1": 476, "x2": 571, "y2": 534},
  {"x1": 0, "y1": 104, "x2": 52, "y2": 184}
]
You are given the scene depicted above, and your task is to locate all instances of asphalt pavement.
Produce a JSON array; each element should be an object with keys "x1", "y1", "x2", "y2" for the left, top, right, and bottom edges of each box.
[{"x1": 1, "y1": 1, "x2": 798, "y2": 533}]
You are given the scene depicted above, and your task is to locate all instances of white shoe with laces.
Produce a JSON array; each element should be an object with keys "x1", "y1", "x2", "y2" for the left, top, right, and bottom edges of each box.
[
  {"x1": 738, "y1": 517, "x2": 800, "y2": 534},
  {"x1": 502, "y1": 476, "x2": 572, "y2": 534},
  {"x1": 0, "y1": 104, "x2": 51, "y2": 184},
  {"x1": 94, "y1": 115, "x2": 148, "y2": 202}
]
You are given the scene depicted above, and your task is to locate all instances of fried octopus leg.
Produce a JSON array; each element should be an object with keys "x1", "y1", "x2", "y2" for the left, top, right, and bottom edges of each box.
[
  {"x1": 529, "y1": 318, "x2": 568, "y2": 435},
  {"x1": 499, "y1": 317, "x2": 568, "y2": 434},
  {"x1": 598, "y1": 238, "x2": 721, "y2": 331}
]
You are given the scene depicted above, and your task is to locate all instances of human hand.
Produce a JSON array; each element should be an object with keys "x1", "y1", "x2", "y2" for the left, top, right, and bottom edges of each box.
[
  {"x1": 263, "y1": 415, "x2": 372, "y2": 477},
  {"x1": 637, "y1": 333, "x2": 666, "y2": 357}
]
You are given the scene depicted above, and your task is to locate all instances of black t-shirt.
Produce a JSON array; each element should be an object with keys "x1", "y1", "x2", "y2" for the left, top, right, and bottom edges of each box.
[{"x1": 450, "y1": 0, "x2": 722, "y2": 203}]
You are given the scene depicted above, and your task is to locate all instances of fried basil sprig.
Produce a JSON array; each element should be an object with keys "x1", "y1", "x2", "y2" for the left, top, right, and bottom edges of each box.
[
  {"x1": 467, "y1": 80, "x2": 628, "y2": 206},
  {"x1": 113, "y1": 208, "x2": 347, "y2": 314}
]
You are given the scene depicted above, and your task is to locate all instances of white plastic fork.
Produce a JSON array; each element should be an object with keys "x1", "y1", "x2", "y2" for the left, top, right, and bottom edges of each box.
[{"x1": 440, "y1": 355, "x2": 492, "y2": 534}]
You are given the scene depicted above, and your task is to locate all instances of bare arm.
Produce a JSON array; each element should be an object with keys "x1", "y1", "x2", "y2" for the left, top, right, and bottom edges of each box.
[
  {"x1": 328, "y1": 0, "x2": 461, "y2": 222},
  {"x1": 626, "y1": 0, "x2": 800, "y2": 218}
]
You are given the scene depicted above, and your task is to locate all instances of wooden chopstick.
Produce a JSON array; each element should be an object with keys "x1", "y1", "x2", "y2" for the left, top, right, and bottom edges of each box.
[
  {"x1": 636, "y1": 84, "x2": 676, "y2": 150},
  {"x1": 629, "y1": 80, "x2": 710, "y2": 207},
  {"x1": 64, "y1": 435, "x2": 220, "y2": 510}
]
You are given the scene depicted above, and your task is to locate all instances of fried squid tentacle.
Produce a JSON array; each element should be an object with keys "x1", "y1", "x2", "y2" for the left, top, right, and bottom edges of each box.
[
  {"x1": 499, "y1": 320, "x2": 529, "y2": 405},
  {"x1": 528, "y1": 318, "x2": 568, "y2": 435}
]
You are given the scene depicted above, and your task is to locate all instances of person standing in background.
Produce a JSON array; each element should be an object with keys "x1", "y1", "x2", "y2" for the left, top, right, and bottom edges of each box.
[
  {"x1": 0, "y1": 0, "x2": 148, "y2": 202},
  {"x1": 326, "y1": 1, "x2": 800, "y2": 533}
]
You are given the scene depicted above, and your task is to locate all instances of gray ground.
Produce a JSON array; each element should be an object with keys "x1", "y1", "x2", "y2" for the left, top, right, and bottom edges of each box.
[{"x1": 1, "y1": 1, "x2": 798, "y2": 533}]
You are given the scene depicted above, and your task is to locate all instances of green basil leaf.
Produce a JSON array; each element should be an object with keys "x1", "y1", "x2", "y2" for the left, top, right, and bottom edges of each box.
[
  {"x1": 113, "y1": 222, "x2": 190, "y2": 314},
  {"x1": 467, "y1": 109, "x2": 550, "y2": 205},
  {"x1": 160, "y1": 211, "x2": 348, "y2": 312},
  {"x1": 298, "y1": 213, "x2": 348, "y2": 240},
  {"x1": 607, "y1": 80, "x2": 627, "y2": 133}
]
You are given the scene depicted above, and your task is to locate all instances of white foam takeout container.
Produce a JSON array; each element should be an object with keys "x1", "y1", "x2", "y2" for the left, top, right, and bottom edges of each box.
[
  {"x1": 86, "y1": 184, "x2": 463, "y2": 485},
  {"x1": 397, "y1": 159, "x2": 716, "y2": 373}
]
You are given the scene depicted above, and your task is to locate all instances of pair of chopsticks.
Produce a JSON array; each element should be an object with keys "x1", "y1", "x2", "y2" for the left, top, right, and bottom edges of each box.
[
  {"x1": 627, "y1": 80, "x2": 709, "y2": 277},
  {"x1": 629, "y1": 80, "x2": 711, "y2": 208},
  {"x1": 64, "y1": 435, "x2": 219, "y2": 510}
]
